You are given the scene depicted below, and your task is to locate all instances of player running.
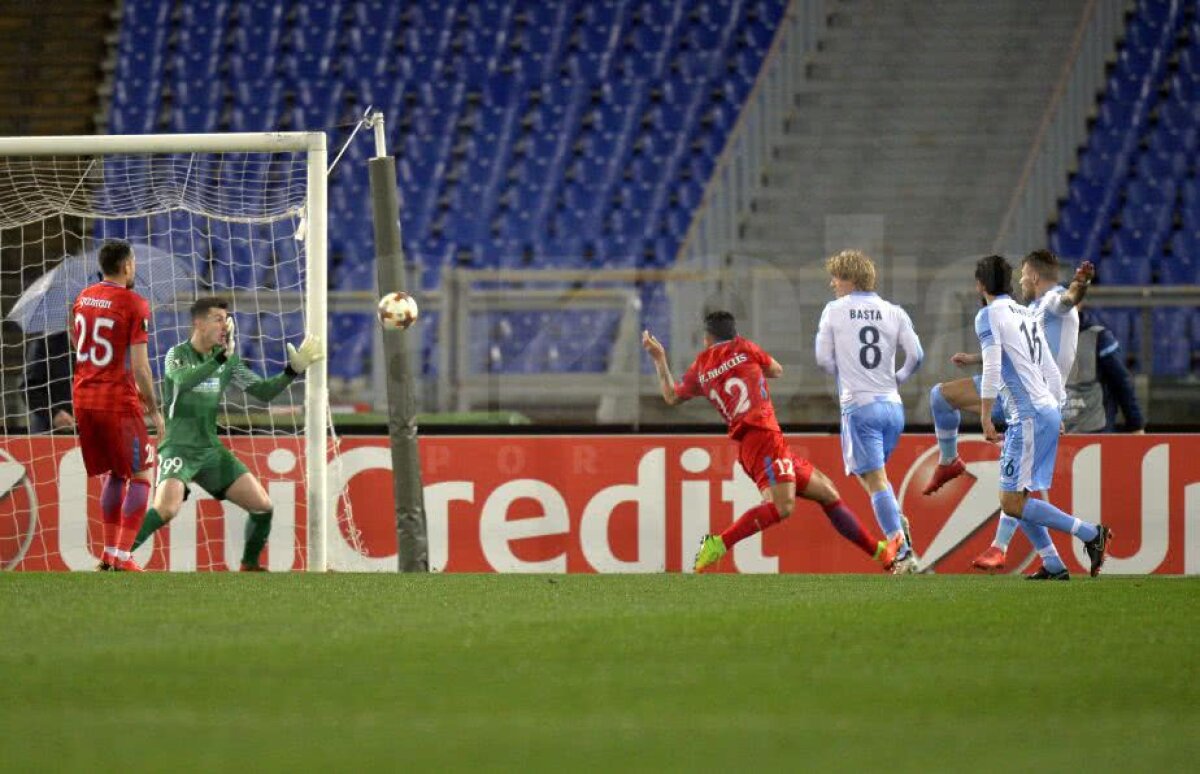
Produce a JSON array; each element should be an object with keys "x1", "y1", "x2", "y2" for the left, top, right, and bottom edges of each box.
[
  {"x1": 965, "y1": 256, "x2": 1110, "y2": 579},
  {"x1": 643, "y1": 311, "x2": 903, "y2": 573},
  {"x1": 815, "y1": 250, "x2": 924, "y2": 574},
  {"x1": 926, "y1": 251, "x2": 1094, "y2": 578},
  {"x1": 70, "y1": 240, "x2": 164, "y2": 572},
  {"x1": 129, "y1": 297, "x2": 324, "y2": 571}
]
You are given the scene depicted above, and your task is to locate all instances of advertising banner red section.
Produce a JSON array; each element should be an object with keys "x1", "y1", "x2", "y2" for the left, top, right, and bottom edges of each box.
[{"x1": 1, "y1": 434, "x2": 1197, "y2": 573}]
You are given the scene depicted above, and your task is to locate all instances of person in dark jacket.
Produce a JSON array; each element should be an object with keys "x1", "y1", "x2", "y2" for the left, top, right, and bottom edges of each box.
[
  {"x1": 23, "y1": 331, "x2": 75, "y2": 434},
  {"x1": 1062, "y1": 307, "x2": 1146, "y2": 433}
]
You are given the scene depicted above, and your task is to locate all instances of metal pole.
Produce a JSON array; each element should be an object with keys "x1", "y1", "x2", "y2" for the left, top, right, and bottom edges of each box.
[
  {"x1": 305, "y1": 136, "x2": 329, "y2": 572},
  {"x1": 368, "y1": 112, "x2": 428, "y2": 572}
]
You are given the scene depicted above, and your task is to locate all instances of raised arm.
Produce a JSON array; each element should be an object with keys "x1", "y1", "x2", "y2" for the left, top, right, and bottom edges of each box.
[
  {"x1": 165, "y1": 349, "x2": 225, "y2": 393},
  {"x1": 232, "y1": 357, "x2": 294, "y2": 402},
  {"x1": 1053, "y1": 260, "x2": 1095, "y2": 311},
  {"x1": 237, "y1": 333, "x2": 323, "y2": 402},
  {"x1": 895, "y1": 310, "x2": 924, "y2": 384},
  {"x1": 642, "y1": 330, "x2": 684, "y2": 407}
]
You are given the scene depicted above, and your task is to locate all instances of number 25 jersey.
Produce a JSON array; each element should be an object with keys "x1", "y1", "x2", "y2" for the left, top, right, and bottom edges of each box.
[
  {"x1": 71, "y1": 281, "x2": 151, "y2": 413},
  {"x1": 674, "y1": 336, "x2": 781, "y2": 439}
]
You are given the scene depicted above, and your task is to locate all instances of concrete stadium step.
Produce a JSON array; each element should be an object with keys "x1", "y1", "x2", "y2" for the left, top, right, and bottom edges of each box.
[
  {"x1": 750, "y1": 194, "x2": 1016, "y2": 217},
  {"x1": 727, "y1": 0, "x2": 1089, "y2": 290},
  {"x1": 787, "y1": 111, "x2": 1041, "y2": 133},
  {"x1": 0, "y1": 0, "x2": 111, "y2": 136},
  {"x1": 792, "y1": 93, "x2": 1050, "y2": 113},
  {"x1": 773, "y1": 135, "x2": 1036, "y2": 157}
]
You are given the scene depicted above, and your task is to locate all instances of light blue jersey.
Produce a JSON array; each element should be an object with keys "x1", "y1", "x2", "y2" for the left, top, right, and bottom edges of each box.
[
  {"x1": 976, "y1": 295, "x2": 1065, "y2": 492},
  {"x1": 816, "y1": 291, "x2": 923, "y2": 475},
  {"x1": 1030, "y1": 285, "x2": 1079, "y2": 381}
]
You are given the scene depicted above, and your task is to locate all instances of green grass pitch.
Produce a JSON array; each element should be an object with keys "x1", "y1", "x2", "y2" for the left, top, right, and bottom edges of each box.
[{"x1": 2, "y1": 574, "x2": 1197, "y2": 772}]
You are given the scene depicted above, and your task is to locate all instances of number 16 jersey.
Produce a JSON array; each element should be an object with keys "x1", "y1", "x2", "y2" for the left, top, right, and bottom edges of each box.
[{"x1": 674, "y1": 336, "x2": 780, "y2": 439}]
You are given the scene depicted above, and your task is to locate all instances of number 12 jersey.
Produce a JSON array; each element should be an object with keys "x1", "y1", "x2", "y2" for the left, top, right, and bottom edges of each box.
[{"x1": 674, "y1": 336, "x2": 780, "y2": 439}]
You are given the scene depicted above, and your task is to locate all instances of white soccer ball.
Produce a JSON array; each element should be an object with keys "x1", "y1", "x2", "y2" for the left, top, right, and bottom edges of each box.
[{"x1": 377, "y1": 291, "x2": 419, "y2": 330}]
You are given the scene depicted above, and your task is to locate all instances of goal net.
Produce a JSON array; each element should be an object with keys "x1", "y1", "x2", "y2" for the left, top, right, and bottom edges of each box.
[{"x1": 0, "y1": 132, "x2": 352, "y2": 572}]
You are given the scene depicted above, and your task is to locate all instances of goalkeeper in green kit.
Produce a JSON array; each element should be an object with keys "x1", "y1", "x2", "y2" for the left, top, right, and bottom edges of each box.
[{"x1": 131, "y1": 297, "x2": 324, "y2": 570}]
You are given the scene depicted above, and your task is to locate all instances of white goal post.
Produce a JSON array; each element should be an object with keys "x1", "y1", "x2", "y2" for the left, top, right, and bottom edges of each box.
[{"x1": 0, "y1": 131, "x2": 330, "y2": 572}]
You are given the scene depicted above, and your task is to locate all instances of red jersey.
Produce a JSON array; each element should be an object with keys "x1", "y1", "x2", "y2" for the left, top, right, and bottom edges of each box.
[
  {"x1": 674, "y1": 336, "x2": 781, "y2": 439},
  {"x1": 70, "y1": 281, "x2": 151, "y2": 413}
]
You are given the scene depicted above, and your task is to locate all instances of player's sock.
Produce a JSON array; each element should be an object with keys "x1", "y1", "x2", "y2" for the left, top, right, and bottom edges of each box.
[
  {"x1": 719, "y1": 501, "x2": 781, "y2": 550},
  {"x1": 99, "y1": 474, "x2": 126, "y2": 555},
  {"x1": 131, "y1": 508, "x2": 166, "y2": 553},
  {"x1": 930, "y1": 384, "x2": 961, "y2": 463},
  {"x1": 1019, "y1": 521, "x2": 1066, "y2": 574},
  {"x1": 869, "y1": 487, "x2": 907, "y2": 558},
  {"x1": 242, "y1": 511, "x2": 273, "y2": 567},
  {"x1": 822, "y1": 500, "x2": 878, "y2": 557},
  {"x1": 116, "y1": 479, "x2": 151, "y2": 555},
  {"x1": 1021, "y1": 498, "x2": 1099, "y2": 542},
  {"x1": 992, "y1": 515, "x2": 1019, "y2": 551}
]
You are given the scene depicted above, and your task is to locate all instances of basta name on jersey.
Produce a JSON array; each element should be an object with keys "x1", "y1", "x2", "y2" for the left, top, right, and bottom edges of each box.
[
  {"x1": 849, "y1": 308, "x2": 882, "y2": 321},
  {"x1": 697, "y1": 353, "x2": 748, "y2": 386}
]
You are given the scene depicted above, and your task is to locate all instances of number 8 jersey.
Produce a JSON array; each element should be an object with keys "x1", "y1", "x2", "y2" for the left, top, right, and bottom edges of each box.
[
  {"x1": 815, "y1": 291, "x2": 923, "y2": 412},
  {"x1": 71, "y1": 280, "x2": 151, "y2": 413},
  {"x1": 674, "y1": 336, "x2": 780, "y2": 439}
]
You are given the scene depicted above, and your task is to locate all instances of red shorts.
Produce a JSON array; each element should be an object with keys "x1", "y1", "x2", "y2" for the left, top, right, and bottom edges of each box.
[
  {"x1": 737, "y1": 427, "x2": 814, "y2": 492},
  {"x1": 76, "y1": 408, "x2": 152, "y2": 478}
]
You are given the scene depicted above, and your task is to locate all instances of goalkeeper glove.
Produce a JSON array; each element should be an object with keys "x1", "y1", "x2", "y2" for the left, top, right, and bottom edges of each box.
[
  {"x1": 223, "y1": 316, "x2": 236, "y2": 357},
  {"x1": 286, "y1": 334, "x2": 324, "y2": 374}
]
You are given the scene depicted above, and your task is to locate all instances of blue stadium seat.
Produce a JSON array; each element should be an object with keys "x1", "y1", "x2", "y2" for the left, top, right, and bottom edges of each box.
[
  {"x1": 332, "y1": 261, "x2": 376, "y2": 291},
  {"x1": 1048, "y1": 0, "x2": 1199, "y2": 371},
  {"x1": 228, "y1": 48, "x2": 278, "y2": 86},
  {"x1": 109, "y1": 0, "x2": 795, "y2": 375},
  {"x1": 329, "y1": 313, "x2": 373, "y2": 380},
  {"x1": 232, "y1": 311, "x2": 262, "y2": 372},
  {"x1": 1099, "y1": 254, "x2": 1153, "y2": 284},
  {"x1": 1151, "y1": 309, "x2": 1193, "y2": 375},
  {"x1": 1137, "y1": 146, "x2": 1187, "y2": 180},
  {"x1": 1181, "y1": 45, "x2": 1200, "y2": 78},
  {"x1": 256, "y1": 311, "x2": 305, "y2": 372},
  {"x1": 1159, "y1": 245, "x2": 1198, "y2": 284},
  {"x1": 1049, "y1": 225, "x2": 1084, "y2": 262},
  {"x1": 149, "y1": 311, "x2": 188, "y2": 378},
  {"x1": 237, "y1": 0, "x2": 284, "y2": 46}
]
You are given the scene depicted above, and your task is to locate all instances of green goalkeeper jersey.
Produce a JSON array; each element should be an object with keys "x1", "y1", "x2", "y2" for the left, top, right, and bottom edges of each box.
[{"x1": 161, "y1": 341, "x2": 295, "y2": 450}]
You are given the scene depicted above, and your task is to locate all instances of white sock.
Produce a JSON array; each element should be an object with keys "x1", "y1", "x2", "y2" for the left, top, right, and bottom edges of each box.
[
  {"x1": 116, "y1": 549, "x2": 131, "y2": 561},
  {"x1": 103, "y1": 545, "x2": 117, "y2": 556}
]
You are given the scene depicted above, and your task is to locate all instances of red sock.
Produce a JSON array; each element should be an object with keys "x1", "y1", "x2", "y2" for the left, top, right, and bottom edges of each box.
[
  {"x1": 99, "y1": 475, "x2": 125, "y2": 553},
  {"x1": 720, "y1": 501, "x2": 782, "y2": 550},
  {"x1": 822, "y1": 500, "x2": 879, "y2": 557},
  {"x1": 116, "y1": 479, "x2": 152, "y2": 554}
]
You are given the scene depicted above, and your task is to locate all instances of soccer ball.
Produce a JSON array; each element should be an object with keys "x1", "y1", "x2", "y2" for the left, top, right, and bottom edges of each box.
[{"x1": 377, "y1": 291, "x2": 419, "y2": 330}]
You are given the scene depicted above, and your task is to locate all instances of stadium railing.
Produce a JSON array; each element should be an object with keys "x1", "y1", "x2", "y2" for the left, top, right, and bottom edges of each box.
[
  {"x1": 992, "y1": 0, "x2": 1127, "y2": 255},
  {"x1": 678, "y1": 0, "x2": 826, "y2": 270}
]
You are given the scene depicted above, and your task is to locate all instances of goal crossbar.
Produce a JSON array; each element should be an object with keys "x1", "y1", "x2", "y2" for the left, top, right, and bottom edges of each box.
[{"x1": 0, "y1": 132, "x2": 326, "y2": 156}]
